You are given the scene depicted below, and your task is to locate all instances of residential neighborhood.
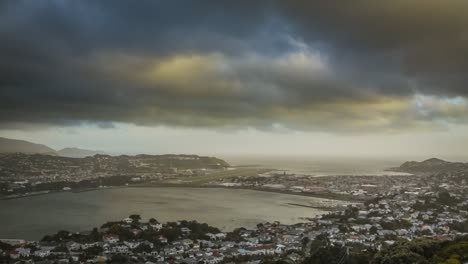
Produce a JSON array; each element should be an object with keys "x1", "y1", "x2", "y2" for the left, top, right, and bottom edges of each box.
[{"x1": 1, "y1": 186, "x2": 467, "y2": 263}]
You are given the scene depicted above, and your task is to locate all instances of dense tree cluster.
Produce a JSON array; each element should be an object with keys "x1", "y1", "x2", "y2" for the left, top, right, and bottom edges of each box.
[
  {"x1": 297, "y1": 236, "x2": 468, "y2": 264},
  {"x1": 41, "y1": 216, "x2": 220, "y2": 246}
]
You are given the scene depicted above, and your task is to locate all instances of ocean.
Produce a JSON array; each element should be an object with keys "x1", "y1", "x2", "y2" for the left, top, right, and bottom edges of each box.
[{"x1": 225, "y1": 156, "x2": 411, "y2": 176}]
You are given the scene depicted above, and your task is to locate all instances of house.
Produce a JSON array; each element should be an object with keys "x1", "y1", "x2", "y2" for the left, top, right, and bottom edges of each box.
[
  {"x1": 199, "y1": 240, "x2": 215, "y2": 248},
  {"x1": 10, "y1": 247, "x2": 31, "y2": 259},
  {"x1": 19, "y1": 247, "x2": 31, "y2": 257},
  {"x1": 287, "y1": 252, "x2": 302, "y2": 262},
  {"x1": 181, "y1": 227, "x2": 191, "y2": 233},
  {"x1": 130, "y1": 228, "x2": 142, "y2": 236},
  {"x1": 239, "y1": 230, "x2": 254, "y2": 238},
  {"x1": 140, "y1": 240, "x2": 154, "y2": 249},
  {"x1": 206, "y1": 233, "x2": 216, "y2": 240},
  {"x1": 221, "y1": 241, "x2": 235, "y2": 248},
  {"x1": 103, "y1": 234, "x2": 119, "y2": 243},
  {"x1": 66, "y1": 241, "x2": 83, "y2": 251},
  {"x1": 359, "y1": 211, "x2": 369, "y2": 217},
  {"x1": 34, "y1": 249, "x2": 51, "y2": 258},
  {"x1": 0, "y1": 239, "x2": 27, "y2": 246},
  {"x1": 214, "y1": 233, "x2": 226, "y2": 240},
  {"x1": 180, "y1": 239, "x2": 193, "y2": 247},
  {"x1": 245, "y1": 237, "x2": 259, "y2": 245},
  {"x1": 83, "y1": 242, "x2": 102, "y2": 249},
  {"x1": 396, "y1": 229, "x2": 408, "y2": 236},
  {"x1": 124, "y1": 241, "x2": 141, "y2": 249},
  {"x1": 122, "y1": 217, "x2": 133, "y2": 224},
  {"x1": 158, "y1": 236, "x2": 168, "y2": 244},
  {"x1": 111, "y1": 245, "x2": 129, "y2": 254},
  {"x1": 181, "y1": 257, "x2": 198, "y2": 264},
  {"x1": 151, "y1": 223, "x2": 163, "y2": 230},
  {"x1": 275, "y1": 244, "x2": 286, "y2": 254}
]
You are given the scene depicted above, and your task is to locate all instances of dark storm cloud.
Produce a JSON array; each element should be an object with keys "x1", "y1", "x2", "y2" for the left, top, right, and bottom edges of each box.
[
  {"x1": 277, "y1": 0, "x2": 468, "y2": 96},
  {"x1": 1, "y1": 0, "x2": 468, "y2": 132}
]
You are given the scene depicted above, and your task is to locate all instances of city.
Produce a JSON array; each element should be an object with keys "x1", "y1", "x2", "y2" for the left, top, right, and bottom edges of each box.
[
  {"x1": 1, "y1": 152, "x2": 467, "y2": 263},
  {"x1": 1, "y1": 1, "x2": 468, "y2": 263}
]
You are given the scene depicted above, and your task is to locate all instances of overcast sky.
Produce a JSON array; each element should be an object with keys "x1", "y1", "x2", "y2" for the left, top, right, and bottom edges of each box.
[{"x1": 1, "y1": 1, "x2": 468, "y2": 159}]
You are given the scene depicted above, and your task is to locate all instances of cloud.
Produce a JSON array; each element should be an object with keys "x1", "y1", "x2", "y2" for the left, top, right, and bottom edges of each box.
[
  {"x1": 1, "y1": 1, "x2": 468, "y2": 133},
  {"x1": 277, "y1": 0, "x2": 468, "y2": 96}
]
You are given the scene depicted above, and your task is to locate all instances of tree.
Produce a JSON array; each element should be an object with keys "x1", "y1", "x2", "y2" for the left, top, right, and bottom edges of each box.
[
  {"x1": 0, "y1": 241, "x2": 13, "y2": 251},
  {"x1": 110, "y1": 254, "x2": 128, "y2": 263},
  {"x1": 371, "y1": 238, "x2": 444, "y2": 264},
  {"x1": 339, "y1": 225, "x2": 348, "y2": 233},
  {"x1": 307, "y1": 233, "x2": 330, "y2": 258},
  {"x1": 101, "y1": 221, "x2": 121, "y2": 229},
  {"x1": 129, "y1": 214, "x2": 141, "y2": 222},
  {"x1": 109, "y1": 224, "x2": 122, "y2": 235},
  {"x1": 344, "y1": 206, "x2": 359, "y2": 219},
  {"x1": 450, "y1": 220, "x2": 468, "y2": 233},
  {"x1": 89, "y1": 227, "x2": 101, "y2": 242},
  {"x1": 303, "y1": 244, "x2": 346, "y2": 264},
  {"x1": 134, "y1": 244, "x2": 152, "y2": 253},
  {"x1": 440, "y1": 256, "x2": 461, "y2": 264},
  {"x1": 302, "y1": 237, "x2": 310, "y2": 247},
  {"x1": 84, "y1": 246, "x2": 102, "y2": 256},
  {"x1": 437, "y1": 191, "x2": 456, "y2": 205}
]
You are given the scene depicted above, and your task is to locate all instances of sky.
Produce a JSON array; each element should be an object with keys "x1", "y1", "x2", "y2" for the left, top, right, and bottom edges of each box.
[{"x1": 1, "y1": 1, "x2": 468, "y2": 160}]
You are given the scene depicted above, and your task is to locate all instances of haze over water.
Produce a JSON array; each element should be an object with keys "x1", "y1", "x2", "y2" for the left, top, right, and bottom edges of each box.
[{"x1": 226, "y1": 156, "x2": 411, "y2": 176}]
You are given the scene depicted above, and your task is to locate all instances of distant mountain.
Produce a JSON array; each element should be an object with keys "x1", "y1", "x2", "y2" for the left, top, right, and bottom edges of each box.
[
  {"x1": 390, "y1": 158, "x2": 468, "y2": 174},
  {"x1": 57, "y1": 147, "x2": 105, "y2": 158},
  {"x1": 0, "y1": 137, "x2": 105, "y2": 157},
  {"x1": 0, "y1": 137, "x2": 56, "y2": 155}
]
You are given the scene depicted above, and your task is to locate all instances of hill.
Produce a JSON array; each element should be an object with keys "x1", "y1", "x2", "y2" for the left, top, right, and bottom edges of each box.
[
  {"x1": 0, "y1": 153, "x2": 230, "y2": 179},
  {"x1": 0, "y1": 137, "x2": 56, "y2": 155},
  {"x1": 389, "y1": 158, "x2": 468, "y2": 174},
  {"x1": 57, "y1": 147, "x2": 105, "y2": 158},
  {"x1": 0, "y1": 137, "x2": 106, "y2": 158}
]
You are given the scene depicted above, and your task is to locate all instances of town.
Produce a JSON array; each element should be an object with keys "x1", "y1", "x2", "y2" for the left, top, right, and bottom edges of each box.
[
  {"x1": 0, "y1": 153, "x2": 230, "y2": 199},
  {"x1": 210, "y1": 158, "x2": 468, "y2": 203},
  {"x1": 1, "y1": 156, "x2": 468, "y2": 263},
  {"x1": 1, "y1": 186, "x2": 467, "y2": 263},
  {"x1": 2, "y1": 0, "x2": 468, "y2": 263}
]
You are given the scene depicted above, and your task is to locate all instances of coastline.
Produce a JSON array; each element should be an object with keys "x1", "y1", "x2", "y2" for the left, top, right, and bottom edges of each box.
[
  {"x1": 0, "y1": 190, "x2": 54, "y2": 200},
  {"x1": 0, "y1": 186, "x2": 125, "y2": 201},
  {"x1": 131, "y1": 183, "x2": 368, "y2": 202},
  {"x1": 0, "y1": 183, "x2": 367, "y2": 203}
]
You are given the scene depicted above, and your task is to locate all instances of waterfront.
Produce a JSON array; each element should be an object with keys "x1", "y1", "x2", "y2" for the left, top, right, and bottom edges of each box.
[{"x1": 0, "y1": 187, "x2": 345, "y2": 240}]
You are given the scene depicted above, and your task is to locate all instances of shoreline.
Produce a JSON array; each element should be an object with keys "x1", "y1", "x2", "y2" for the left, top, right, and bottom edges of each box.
[
  {"x1": 131, "y1": 183, "x2": 368, "y2": 202},
  {"x1": 0, "y1": 190, "x2": 55, "y2": 200},
  {"x1": 1, "y1": 183, "x2": 367, "y2": 203},
  {"x1": 0, "y1": 186, "x2": 125, "y2": 201}
]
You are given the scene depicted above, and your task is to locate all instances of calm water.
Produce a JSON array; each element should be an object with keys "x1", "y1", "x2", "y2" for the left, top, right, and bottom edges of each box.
[
  {"x1": 0, "y1": 187, "x2": 343, "y2": 240},
  {"x1": 226, "y1": 156, "x2": 410, "y2": 176}
]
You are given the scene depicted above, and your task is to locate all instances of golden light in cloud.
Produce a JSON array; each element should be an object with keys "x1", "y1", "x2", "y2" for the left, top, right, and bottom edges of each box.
[
  {"x1": 109, "y1": 53, "x2": 245, "y2": 98},
  {"x1": 89, "y1": 51, "x2": 468, "y2": 132},
  {"x1": 267, "y1": 95, "x2": 439, "y2": 133},
  {"x1": 95, "y1": 50, "x2": 330, "y2": 100},
  {"x1": 144, "y1": 55, "x2": 218, "y2": 87}
]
